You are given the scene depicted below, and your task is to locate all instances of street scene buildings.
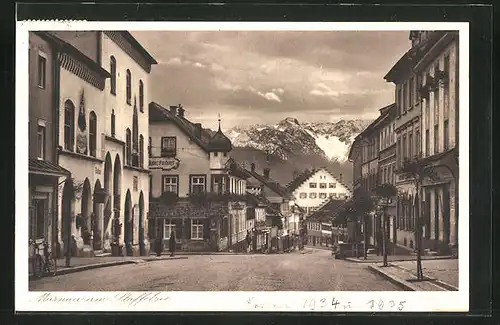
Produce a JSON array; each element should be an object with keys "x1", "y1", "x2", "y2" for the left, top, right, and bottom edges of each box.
[{"x1": 26, "y1": 29, "x2": 460, "y2": 293}]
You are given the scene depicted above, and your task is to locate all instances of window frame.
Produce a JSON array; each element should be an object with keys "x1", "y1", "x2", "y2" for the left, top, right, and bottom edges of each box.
[
  {"x1": 64, "y1": 100, "x2": 75, "y2": 151},
  {"x1": 309, "y1": 182, "x2": 317, "y2": 189},
  {"x1": 163, "y1": 219, "x2": 176, "y2": 239},
  {"x1": 190, "y1": 174, "x2": 207, "y2": 194},
  {"x1": 126, "y1": 69, "x2": 132, "y2": 105},
  {"x1": 191, "y1": 220, "x2": 204, "y2": 240},
  {"x1": 139, "y1": 80, "x2": 144, "y2": 113},
  {"x1": 110, "y1": 56, "x2": 116, "y2": 95},
  {"x1": 444, "y1": 119, "x2": 449, "y2": 151},
  {"x1": 162, "y1": 175, "x2": 179, "y2": 195},
  {"x1": 125, "y1": 129, "x2": 132, "y2": 166},
  {"x1": 37, "y1": 125, "x2": 45, "y2": 160},
  {"x1": 329, "y1": 182, "x2": 336, "y2": 188},
  {"x1": 89, "y1": 111, "x2": 97, "y2": 157},
  {"x1": 161, "y1": 136, "x2": 177, "y2": 157},
  {"x1": 319, "y1": 192, "x2": 327, "y2": 199},
  {"x1": 309, "y1": 192, "x2": 317, "y2": 199},
  {"x1": 299, "y1": 192, "x2": 307, "y2": 199},
  {"x1": 139, "y1": 134, "x2": 144, "y2": 168},
  {"x1": 319, "y1": 182, "x2": 327, "y2": 189},
  {"x1": 37, "y1": 52, "x2": 47, "y2": 88}
]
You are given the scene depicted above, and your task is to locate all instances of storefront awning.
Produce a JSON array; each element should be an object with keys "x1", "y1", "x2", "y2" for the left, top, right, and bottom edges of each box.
[{"x1": 29, "y1": 158, "x2": 71, "y2": 177}]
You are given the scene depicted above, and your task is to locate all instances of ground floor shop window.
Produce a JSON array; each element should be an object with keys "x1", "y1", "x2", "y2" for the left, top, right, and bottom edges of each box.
[
  {"x1": 164, "y1": 220, "x2": 175, "y2": 239},
  {"x1": 191, "y1": 220, "x2": 203, "y2": 240},
  {"x1": 30, "y1": 199, "x2": 46, "y2": 240}
]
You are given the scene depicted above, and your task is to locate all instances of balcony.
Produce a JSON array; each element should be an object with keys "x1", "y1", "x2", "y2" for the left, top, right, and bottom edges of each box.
[{"x1": 396, "y1": 101, "x2": 422, "y2": 130}]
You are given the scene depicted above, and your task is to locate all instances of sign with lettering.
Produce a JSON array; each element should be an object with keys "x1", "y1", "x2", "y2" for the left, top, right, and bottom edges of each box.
[
  {"x1": 94, "y1": 166, "x2": 102, "y2": 175},
  {"x1": 149, "y1": 157, "x2": 180, "y2": 170}
]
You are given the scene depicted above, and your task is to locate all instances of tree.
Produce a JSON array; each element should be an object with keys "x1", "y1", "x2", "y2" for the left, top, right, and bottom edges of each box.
[
  {"x1": 373, "y1": 183, "x2": 398, "y2": 267},
  {"x1": 397, "y1": 153, "x2": 439, "y2": 280},
  {"x1": 335, "y1": 188, "x2": 375, "y2": 259}
]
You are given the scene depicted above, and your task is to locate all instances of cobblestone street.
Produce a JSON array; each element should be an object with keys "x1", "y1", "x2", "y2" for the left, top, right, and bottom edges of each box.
[{"x1": 29, "y1": 249, "x2": 402, "y2": 291}]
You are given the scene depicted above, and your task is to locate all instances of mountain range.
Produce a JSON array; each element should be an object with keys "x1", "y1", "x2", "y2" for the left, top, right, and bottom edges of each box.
[{"x1": 206, "y1": 118, "x2": 372, "y2": 187}]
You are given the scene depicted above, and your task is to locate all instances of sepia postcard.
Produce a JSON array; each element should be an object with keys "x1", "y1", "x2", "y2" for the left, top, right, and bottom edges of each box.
[{"x1": 16, "y1": 20, "x2": 469, "y2": 312}]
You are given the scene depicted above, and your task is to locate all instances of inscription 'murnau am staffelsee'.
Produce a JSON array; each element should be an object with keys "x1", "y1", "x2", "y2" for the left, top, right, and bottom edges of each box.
[{"x1": 37, "y1": 293, "x2": 107, "y2": 304}]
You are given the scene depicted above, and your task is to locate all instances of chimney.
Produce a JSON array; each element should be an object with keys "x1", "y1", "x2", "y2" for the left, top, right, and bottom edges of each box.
[
  {"x1": 169, "y1": 105, "x2": 177, "y2": 115},
  {"x1": 194, "y1": 123, "x2": 202, "y2": 138},
  {"x1": 339, "y1": 173, "x2": 343, "y2": 183},
  {"x1": 263, "y1": 168, "x2": 270, "y2": 179},
  {"x1": 251, "y1": 163, "x2": 255, "y2": 172},
  {"x1": 177, "y1": 104, "x2": 185, "y2": 118}
]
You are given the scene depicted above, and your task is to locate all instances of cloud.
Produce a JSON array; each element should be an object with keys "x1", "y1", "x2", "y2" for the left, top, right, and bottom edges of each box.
[{"x1": 132, "y1": 30, "x2": 409, "y2": 129}]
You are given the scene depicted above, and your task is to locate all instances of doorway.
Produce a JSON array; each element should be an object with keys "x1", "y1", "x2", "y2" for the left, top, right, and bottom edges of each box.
[{"x1": 124, "y1": 190, "x2": 133, "y2": 256}]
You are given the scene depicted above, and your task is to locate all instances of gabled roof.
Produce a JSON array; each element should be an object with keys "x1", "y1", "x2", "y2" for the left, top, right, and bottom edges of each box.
[
  {"x1": 244, "y1": 169, "x2": 292, "y2": 199},
  {"x1": 307, "y1": 199, "x2": 347, "y2": 223},
  {"x1": 246, "y1": 192, "x2": 268, "y2": 207},
  {"x1": 286, "y1": 167, "x2": 352, "y2": 194},
  {"x1": 149, "y1": 102, "x2": 215, "y2": 152}
]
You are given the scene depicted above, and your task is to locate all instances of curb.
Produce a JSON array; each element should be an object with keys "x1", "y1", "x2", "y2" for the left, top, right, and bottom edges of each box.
[
  {"x1": 29, "y1": 256, "x2": 188, "y2": 281},
  {"x1": 346, "y1": 255, "x2": 456, "y2": 263},
  {"x1": 391, "y1": 264, "x2": 458, "y2": 291},
  {"x1": 367, "y1": 265, "x2": 420, "y2": 291}
]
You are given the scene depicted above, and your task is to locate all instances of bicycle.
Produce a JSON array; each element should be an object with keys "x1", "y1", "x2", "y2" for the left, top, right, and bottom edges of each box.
[{"x1": 30, "y1": 239, "x2": 57, "y2": 278}]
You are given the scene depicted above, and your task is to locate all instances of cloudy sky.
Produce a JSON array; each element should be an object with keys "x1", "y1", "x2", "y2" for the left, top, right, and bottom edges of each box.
[{"x1": 132, "y1": 30, "x2": 411, "y2": 130}]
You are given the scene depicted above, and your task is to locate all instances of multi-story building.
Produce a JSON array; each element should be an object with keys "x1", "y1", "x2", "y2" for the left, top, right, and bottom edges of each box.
[
  {"x1": 47, "y1": 31, "x2": 157, "y2": 257},
  {"x1": 305, "y1": 199, "x2": 345, "y2": 246},
  {"x1": 412, "y1": 31, "x2": 459, "y2": 255},
  {"x1": 285, "y1": 168, "x2": 351, "y2": 216},
  {"x1": 148, "y1": 102, "x2": 250, "y2": 252},
  {"x1": 245, "y1": 164, "x2": 293, "y2": 252},
  {"x1": 28, "y1": 32, "x2": 71, "y2": 256},
  {"x1": 246, "y1": 192, "x2": 268, "y2": 252},
  {"x1": 385, "y1": 30, "x2": 457, "y2": 254}
]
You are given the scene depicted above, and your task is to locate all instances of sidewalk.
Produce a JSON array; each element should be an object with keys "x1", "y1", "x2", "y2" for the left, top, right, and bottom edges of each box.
[
  {"x1": 345, "y1": 254, "x2": 455, "y2": 263},
  {"x1": 368, "y1": 258, "x2": 458, "y2": 291},
  {"x1": 30, "y1": 255, "x2": 187, "y2": 281}
]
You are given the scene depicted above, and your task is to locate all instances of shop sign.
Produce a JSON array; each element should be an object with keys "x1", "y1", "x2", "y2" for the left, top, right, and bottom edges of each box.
[{"x1": 149, "y1": 157, "x2": 180, "y2": 170}]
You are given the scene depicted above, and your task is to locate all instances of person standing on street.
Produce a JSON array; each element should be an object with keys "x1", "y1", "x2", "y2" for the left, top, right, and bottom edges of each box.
[
  {"x1": 169, "y1": 230, "x2": 176, "y2": 257},
  {"x1": 246, "y1": 230, "x2": 252, "y2": 253}
]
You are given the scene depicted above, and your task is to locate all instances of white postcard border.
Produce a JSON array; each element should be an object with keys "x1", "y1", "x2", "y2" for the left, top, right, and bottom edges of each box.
[{"x1": 15, "y1": 21, "x2": 470, "y2": 312}]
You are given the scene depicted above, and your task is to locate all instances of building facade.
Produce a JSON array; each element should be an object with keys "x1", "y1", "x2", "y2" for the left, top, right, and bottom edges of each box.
[
  {"x1": 286, "y1": 168, "x2": 351, "y2": 216},
  {"x1": 49, "y1": 31, "x2": 157, "y2": 257},
  {"x1": 385, "y1": 30, "x2": 458, "y2": 255},
  {"x1": 148, "y1": 102, "x2": 250, "y2": 252},
  {"x1": 413, "y1": 31, "x2": 459, "y2": 255},
  {"x1": 28, "y1": 32, "x2": 71, "y2": 256}
]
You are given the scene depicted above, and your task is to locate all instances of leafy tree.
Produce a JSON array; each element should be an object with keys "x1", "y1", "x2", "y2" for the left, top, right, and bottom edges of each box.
[
  {"x1": 398, "y1": 153, "x2": 439, "y2": 280},
  {"x1": 373, "y1": 183, "x2": 398, "y2": 267}
]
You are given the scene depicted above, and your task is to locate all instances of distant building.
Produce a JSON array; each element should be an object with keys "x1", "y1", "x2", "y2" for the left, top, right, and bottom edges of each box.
[
  {"x1": 285, "y1": 168, "x2": 351, "y2": 216},
  {"x1": 148, "y1": 102, "x2": 250, "y2": 252},
  {"x1": 246, "y1": 192, "x2": 269, "y2": 252},
  {"x1": 305, "y1": 199, "x2": 346, "y2": 247},
  {"x1": 244, "y1": 164, "x2": 293, "y2": 252}
]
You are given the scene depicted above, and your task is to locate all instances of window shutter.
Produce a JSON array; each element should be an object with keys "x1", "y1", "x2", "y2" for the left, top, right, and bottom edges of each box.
[
  {"x1": 203, "y1": 219, "x2": 210, "y2": 239},
  {"x1": 185, "y1": 218, "x2": 192, "y2": 239}
]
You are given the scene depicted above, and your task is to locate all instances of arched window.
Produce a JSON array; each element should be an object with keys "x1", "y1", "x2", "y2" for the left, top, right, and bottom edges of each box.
[
  {"x1": 110, "y1": 56, "x2": 116, "y2": 95},
  {"x1": 126, "y1": 69, "x2": 131, "y2": 105},
  {"x1": 126, "y1": 128, "x2": 131, "y2": 166},
  {"x1": 89, "y1": 111, "x2": 97, "y2": 157},
  {"x1": 64, "y1": 100, "x2": 75, "y2": 151},
  {"x1": 148, "y1": 137, "x2": 152, "y2": 158},
  {"x1": 139, "y1": 80, "x2": 144, "y2": 113},
  {"x1": 139, "y1": 135, "x2": 144, "y2": 168},
  {"x1": 111, "y1": 109, "x2": 116, "y2": 137}
]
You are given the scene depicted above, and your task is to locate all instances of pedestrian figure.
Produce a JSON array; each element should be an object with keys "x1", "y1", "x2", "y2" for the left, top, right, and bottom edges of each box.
[
  {"x1": 169, "y1": 231, "x2": 176, "y2": 257},
  {"x1": 245, "y1": 230, "x2": 251, "y2": 253}
]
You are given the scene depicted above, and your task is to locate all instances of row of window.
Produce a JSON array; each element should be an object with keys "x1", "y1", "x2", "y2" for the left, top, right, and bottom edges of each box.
[
  {"x1": 147, "y1": 136, "x2": 230, "y2": 159},
  {"x1": 63, "y1": 100, "x2": 99, "y2": 157},
  {"x1": 309, "y1": 182, "x2": 337, "y2": 189},
  {"x1": 158, "y1": 174, "x2": 246, "y2": 196},
  {"x1": 109, "y1": 56, "x2": 145, "y2": 112},
  {"x1": 380, "y1": 122, "x2": 396, "y2": 151},
  {"x1": 396, "y1": 128, "x2": 420, "y2": 168},
  {"x1": 298, "y1": 192, "x2": 347, "y2": 200},
  {"x1": 163, "y1": 219, "x2": 204, "y2": 240},
  {"x1": 380, "y1": 163, "x2": 396, "y2": 185},
  {"x1": 361, "y1": 137, "x2": 378, "y2": 163}
]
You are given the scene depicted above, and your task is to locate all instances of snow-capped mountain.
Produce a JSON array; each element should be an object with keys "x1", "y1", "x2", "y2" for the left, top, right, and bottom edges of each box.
[{"x1": 224, "y1": 117, "x2": 372, "y2": 163}]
